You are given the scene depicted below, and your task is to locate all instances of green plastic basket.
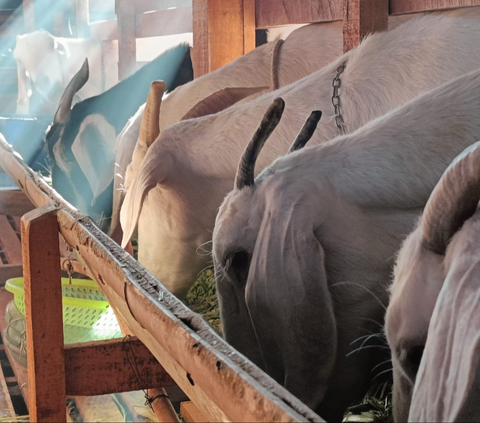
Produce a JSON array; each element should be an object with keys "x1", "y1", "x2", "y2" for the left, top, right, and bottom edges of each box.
[{"x1": 5, "y1": 277, "x2": 113, "y2": 329}]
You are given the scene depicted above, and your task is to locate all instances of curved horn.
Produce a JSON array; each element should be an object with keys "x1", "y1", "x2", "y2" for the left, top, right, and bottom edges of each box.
[
  {"x1": 288, "y1": 110, "x2": 322, "y2": 154},
  {"x1": 422, "y1": 141, "x2": 480, "y2": 255},
  {"x1": 138, "y1": 80, "x2": 166, "y2": 149},
  {"x1": 235, "y1": 97, "x2": 285, "y2": 190},
  {"x1": 53, "y1": 59, "x2": 89, "y2": 124}
]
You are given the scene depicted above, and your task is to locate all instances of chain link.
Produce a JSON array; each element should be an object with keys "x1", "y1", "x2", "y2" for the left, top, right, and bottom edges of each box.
[{"x1": 332, "y1": 63, "x2": 347, "y2": 135}]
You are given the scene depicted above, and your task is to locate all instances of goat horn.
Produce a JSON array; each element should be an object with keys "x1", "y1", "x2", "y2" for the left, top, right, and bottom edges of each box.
[
  {"x1": 288, "y1": 110, "x2": 322, "y2": 154},
  {"x1": 53, "y1": 59, "x2": 89, "y2": 125},
  {"x1": 422, "y1": 142, "x2": 480, "y2": 255},
  {"x1": 235, "y1": 97, "x2": 285, "y2": 190},
  {"x1": 138, "y1": 80, "x2": 166, "y2": 149}
]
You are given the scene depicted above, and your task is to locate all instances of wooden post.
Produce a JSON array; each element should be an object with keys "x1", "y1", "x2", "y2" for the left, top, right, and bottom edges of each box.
[
  {"x1": 116, "y1": 0, "x2": 137, "y2": 80},
  {"x1": 22, "y1": 204, "x2": 66, "y2": 422},
  {"x1": 192, "y1": 0, "x2": 255, "y2": 78},
  {"x1": 22, "y1": 0, "x2": 36, "y2": 32},
  {"x1": 343, "y1": 0, "x2": 388, "y2": 52},
  {"x1": 75, "y1": 0, "x2": 90, "y2": 37}
]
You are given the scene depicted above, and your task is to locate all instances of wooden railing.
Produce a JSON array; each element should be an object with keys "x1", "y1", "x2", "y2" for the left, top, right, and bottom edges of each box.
[{"x1": 0, "y1": 134, "x2": 325, "y2": 422}]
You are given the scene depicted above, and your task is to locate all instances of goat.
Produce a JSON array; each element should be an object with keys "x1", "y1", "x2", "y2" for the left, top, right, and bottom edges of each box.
[
  {"x1": 212, "y1": 64, "x2": 480, "y2": 421},
  {"x1": 385, "y1": 142, "x2": 480, "y2": 421},
  {"x1": 14, "y1": 29, "x2": 118, "y2": 114},
  {"x1": 45, "y1": 44, "x2": 193, "y2": 231},
  {"x1": 110, "y1": 13, "x2": 425, "y2": 242},
  {"x1": 120, "y1": 15, "x2": 480, "y2": 300}
]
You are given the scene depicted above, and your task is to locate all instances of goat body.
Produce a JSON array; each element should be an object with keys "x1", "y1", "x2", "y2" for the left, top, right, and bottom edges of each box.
[{"x1": 121, "y1": 14, "x2": 480, "y2": 299}]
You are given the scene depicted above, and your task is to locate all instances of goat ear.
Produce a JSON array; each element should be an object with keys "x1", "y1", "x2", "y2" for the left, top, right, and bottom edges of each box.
[
  {"x1": 71, "y1": 114, "x2": 117, "y2": 206},
  {"x1": 54, "y1": 59, "x2": 89, "y2": 125},
  {"x1": 409, "y1": 252, "x2": 480, "y2": 421},
  {"x1": 180, "y1": 87, "x2": 269, "y2": 121},
  {"x1": 120, "y1": 144, "x2": 173, "y2": 248},
  {"x1": 245, "y1": 207, "x2": 336, "y2": 409},
  {"x1": 108, "y1": 121, "x2": 139, "y2": 243},
  {"x1": 216, "y1": 275, "x2": 265, "y2": 371}
]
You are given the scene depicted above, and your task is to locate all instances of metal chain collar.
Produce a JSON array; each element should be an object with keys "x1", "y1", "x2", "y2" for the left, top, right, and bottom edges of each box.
[{"x1": 332, "y1": 63, "x2": 347, "y2": 135}]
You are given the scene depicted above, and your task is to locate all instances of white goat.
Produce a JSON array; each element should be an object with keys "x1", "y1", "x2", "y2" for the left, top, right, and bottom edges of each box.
[
  {"x1": 120, "y1": 15, "x2": 480, "y2": 300},
  {"x1": 14, "y1": 30, "x2": 118, "y2": 114},
  {"x1": 386, "y1": 141, "x2": 480, "y2": 422},
  {"x1": 212, "y1": 65, "x2": 480, "y2": 421},
  {"x1": 111, "y1": 14, "x2": 420, "y2": 241},
  {"x1": 110, "y1": 20, "x2": 346, "y2": 240}
]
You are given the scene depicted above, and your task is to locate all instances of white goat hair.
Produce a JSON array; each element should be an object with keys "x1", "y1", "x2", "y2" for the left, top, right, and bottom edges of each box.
[
  {"x1": 111, "y1": 14, "x2": 420, "y2": 241},
  {"x1": 386, "y1": 141, "x2": 480, "y2": 422},
  {"x1": 212, "y1": 66, "x2": 480, "y2": 421},
  {"x1": 14, "y1": 30, "x2": 118, "y2": 114},
  {"x1": 120, "y1": 14, "x2": 480, "y2": 299},
  {"x1": 110, "y1": 21, "x2": 345, "y2": 240}
]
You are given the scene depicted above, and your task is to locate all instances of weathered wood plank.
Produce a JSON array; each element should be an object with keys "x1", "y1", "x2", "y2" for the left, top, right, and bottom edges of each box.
[
  {"x1": 75, "y1": 395, "x2": 124, "y2": 423},
  {"x1": 244, "y1": 0, "x2": 256, "y2": 54},
  {"x1": 0, "y1": 215, "x2": 22, "y2": 265},
  {"x1": 0, "y1": 264, "x2": 22, "y2": 285},
  {"x1": 116, "y1": 0, "x2": 137, "y2": 80},
  {"x1": 0, "y1": 327, "x2": 16, "y2": 419},
  {"x1": 181, "y1": 401, "x2": 208, "y2": 423},
  {"x1": 192, "y1": 0, "x2": 209, "y2": 78},
  {"x1": 192, "y1": 0, "x2": 251, "y2": 77},
  {"x1": 22, "y1": 0, "x2": 35, "y2": 32},
  {"x1": 343, "y1": 0, "x2": 388, "y2": 52},
  {"x1": 22, "y1": 205, "x2": 66, "y2": 422},
  {"x1": 135, "y1": 0, "x2": 192, "y2": 13},
  {"x1": 137, "y1": 8, "x2": 192, "y2": 39},
  {"x1": 90, "y1": 19, "x2": 118, "y2": 40},
  {"x1": 0, "y1": 189, "x2": 34, "y2": 217},
  {"x1": 64, "y1": 337, "x2": 176, "y2": 396},
  {"x1": 256, "y1": 0, "x2": 341, "y2": 28},
  {"x1": 390, "y1": 0, "x2": 480, "y2": 14},
  {"x1": 75, "y1": 0, "x2": 90, "y2": 37}
]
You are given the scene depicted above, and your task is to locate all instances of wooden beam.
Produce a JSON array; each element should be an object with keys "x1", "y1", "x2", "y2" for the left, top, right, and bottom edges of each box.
[
  {"x1": 390, "y1": 0, "x2": 480, "y2": 14},
  {"x1": 343, "y1": 0, "x2": 388, "y2": 52},
  {"x1": 75, "y1": 0, "x2": 90, "y2": 37},
  {"x1": 89, "y1": 19, "x2": 118, "y2": 41},
  {"x1": 137, "y1": 8, "x2": 192, "y2": 38},
  {"x1": 256, "y1": 0, "x2": 341, "y2": 28},
  {"x1": 135, "y1": 0, "x2": 192, "y2": 13},
  {"x1": 22, "y1": 205, "x2": 66, "y2": 422},
  {"x1": 22, "y1": 0, "x2": 35, "y2": 32},
  {"x1": 115, "y1": 0, "x2": 137, "y2": 80},
  {"x1": 0, "y1": 215, "x2": 21, "y2": 265},
  {"x1": 0, "y1": 189, "x2": 34, "y2": 217},
  {"x1": 0, "y1": 264, "x2": 22, "y2": 286},
  {"x1": 244, "y1": 0, "x2": 256, "y2": 54},
  {"x1": 181, "y1": 401, "x2": 208, "y2": 423},
  {"x1": 64, "y1": 337, "x2": 176, "y2": 396},
  {"x1": 192, "y1": 0, "x2": 254, "y2": 78}
]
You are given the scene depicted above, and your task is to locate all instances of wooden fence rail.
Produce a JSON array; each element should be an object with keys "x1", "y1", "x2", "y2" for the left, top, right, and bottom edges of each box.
[{"x1": 0, "y1": 135, "x2": 325, "y2": 422}]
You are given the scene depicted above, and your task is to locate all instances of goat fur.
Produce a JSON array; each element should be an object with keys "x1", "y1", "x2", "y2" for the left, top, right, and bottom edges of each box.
[
  {"x1": 120, "y1": 14, "x2": 480, "y2": 299},
  {"x1": 212, "y1": 66, "x2": 480, "y2": 421}
]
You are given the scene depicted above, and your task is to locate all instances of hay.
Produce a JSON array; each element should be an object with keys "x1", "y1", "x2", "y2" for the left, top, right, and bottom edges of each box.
[{"x1": 186, "y1": 268, "x2": 221, "y2": 334}]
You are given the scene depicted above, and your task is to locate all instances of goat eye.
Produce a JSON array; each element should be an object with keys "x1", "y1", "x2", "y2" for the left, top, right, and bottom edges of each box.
[
  {"x1": 402, "y1": 345, "x2": 425, "y2": 380},
  {"x1": 224, "y1": 250, "x2": 250, "y2": 286}
]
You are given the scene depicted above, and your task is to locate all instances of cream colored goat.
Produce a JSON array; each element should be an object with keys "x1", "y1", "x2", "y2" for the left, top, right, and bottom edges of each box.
[
  {"x1": 120, "y1": 15, "x2": 480, "y2": 299},
  {"x1": 212, "y1": 65, "x2": 480, "y2": 421},
  {"x1": 386, "y1": 141, "x2": 480, "y2": 422}
]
